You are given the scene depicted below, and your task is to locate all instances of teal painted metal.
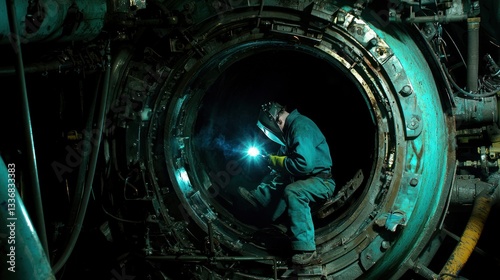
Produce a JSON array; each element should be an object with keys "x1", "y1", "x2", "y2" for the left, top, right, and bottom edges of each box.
[
  {"x1": 337, "y1": 10, "x2": 423, "y2": 140},
  {"x1": 289, "y1": 5, "x2": 455, "y2": 276},
  {"x1": 363, "y1": 17, "x2": 455, "y2": 277},
  {"x1": 145, "y1": 1, "x2": 457, "y2": 278},
  {"x1": 0, "y1": 0, "x2": 106, "y2": 45},
  {"x1": 0, "y1": 156, "x2": 56, "y2": 280},
  {"x1": 310, "y1": 7, "x2": 455, "y2": 277}
]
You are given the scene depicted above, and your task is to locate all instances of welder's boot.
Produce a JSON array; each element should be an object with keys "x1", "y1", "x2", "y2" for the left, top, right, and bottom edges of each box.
[
  {"x1": 291, "y1": 251, "x2": 321, "y2": 266},
  {"x1": 238, "y1": 187, "x2": 259, "y2": 208}
]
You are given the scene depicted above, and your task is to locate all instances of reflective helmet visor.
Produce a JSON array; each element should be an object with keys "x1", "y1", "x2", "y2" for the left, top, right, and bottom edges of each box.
[{"x1": 256, "y1": 102, "x2": 286, "y2": 146}]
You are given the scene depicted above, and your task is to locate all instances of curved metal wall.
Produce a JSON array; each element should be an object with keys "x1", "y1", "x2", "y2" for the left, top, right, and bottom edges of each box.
[{"x1": 106, "y1": 2, "x2": 457, "y2": 278}]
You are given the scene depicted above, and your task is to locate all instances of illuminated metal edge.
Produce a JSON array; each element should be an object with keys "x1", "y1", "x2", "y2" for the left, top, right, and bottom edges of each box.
[{"x1": 138, "y1": 2, "x2": 456, "y2": 279}]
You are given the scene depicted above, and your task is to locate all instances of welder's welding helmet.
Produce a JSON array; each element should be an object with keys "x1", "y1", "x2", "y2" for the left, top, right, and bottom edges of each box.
[{"x1": 256, "y1": 102, "x2": 286, "y2": 146}]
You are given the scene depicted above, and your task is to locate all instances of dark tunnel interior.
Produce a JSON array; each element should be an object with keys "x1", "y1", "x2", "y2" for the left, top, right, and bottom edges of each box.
[{"x1": 192, "y1": 49, "x2": 375, "y2": 227}]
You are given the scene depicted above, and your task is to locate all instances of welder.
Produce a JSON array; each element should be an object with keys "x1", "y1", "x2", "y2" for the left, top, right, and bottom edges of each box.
[{"x1": 238, "y1": 101, "x2": 336, "y2": 266}]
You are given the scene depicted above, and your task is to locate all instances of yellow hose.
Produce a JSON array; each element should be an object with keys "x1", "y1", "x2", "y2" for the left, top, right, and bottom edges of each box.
[{"x1": 439, "y1": 194, "x2": 493, "y2": 279}]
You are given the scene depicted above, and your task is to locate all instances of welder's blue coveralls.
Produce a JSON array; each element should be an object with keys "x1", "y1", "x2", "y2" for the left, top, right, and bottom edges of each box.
[{"x1": 252, "y1": 109, "x2": 336, "y2": 251}]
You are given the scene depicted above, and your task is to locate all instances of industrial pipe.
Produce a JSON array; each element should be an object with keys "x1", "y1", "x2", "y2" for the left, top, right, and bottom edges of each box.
[
  {"x1": 0, "y1": 156, "x2": 56, "y2": 280},
  {"x1": 466, "y1": 17, "x2": 480, "y2": 93},
  {"x1": 5, "y1": 0, "x2": 49, "y2": 256},
  {"x1": 450, "y1": 177, "x2": 495, "y2": 205},
  {"x1": 439, "y1": 188, "x2": 496, "y2": 279},
  {"x1": 51, "y1": 40, "x2": 112, "y2": 274}
]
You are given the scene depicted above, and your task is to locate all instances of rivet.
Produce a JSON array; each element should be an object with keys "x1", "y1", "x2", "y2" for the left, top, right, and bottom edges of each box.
[{"x1": 400, "y1": 85, "x2": 413, "y2": 96}]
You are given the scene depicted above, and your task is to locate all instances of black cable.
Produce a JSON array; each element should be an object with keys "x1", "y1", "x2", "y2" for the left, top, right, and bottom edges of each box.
[{"x1": 52, "y1": 40, "x2": 112, "y2": 274}]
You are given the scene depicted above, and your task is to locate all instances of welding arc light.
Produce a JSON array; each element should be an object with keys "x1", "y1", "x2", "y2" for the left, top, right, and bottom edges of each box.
[{"x1": 247, "y1": 146, "x2": 265, "y2": 158}]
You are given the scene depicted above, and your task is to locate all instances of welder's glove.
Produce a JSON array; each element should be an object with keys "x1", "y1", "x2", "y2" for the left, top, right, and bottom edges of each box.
[{"x1": 268, "y1": 155, "x2": 286, "y2": 170}]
